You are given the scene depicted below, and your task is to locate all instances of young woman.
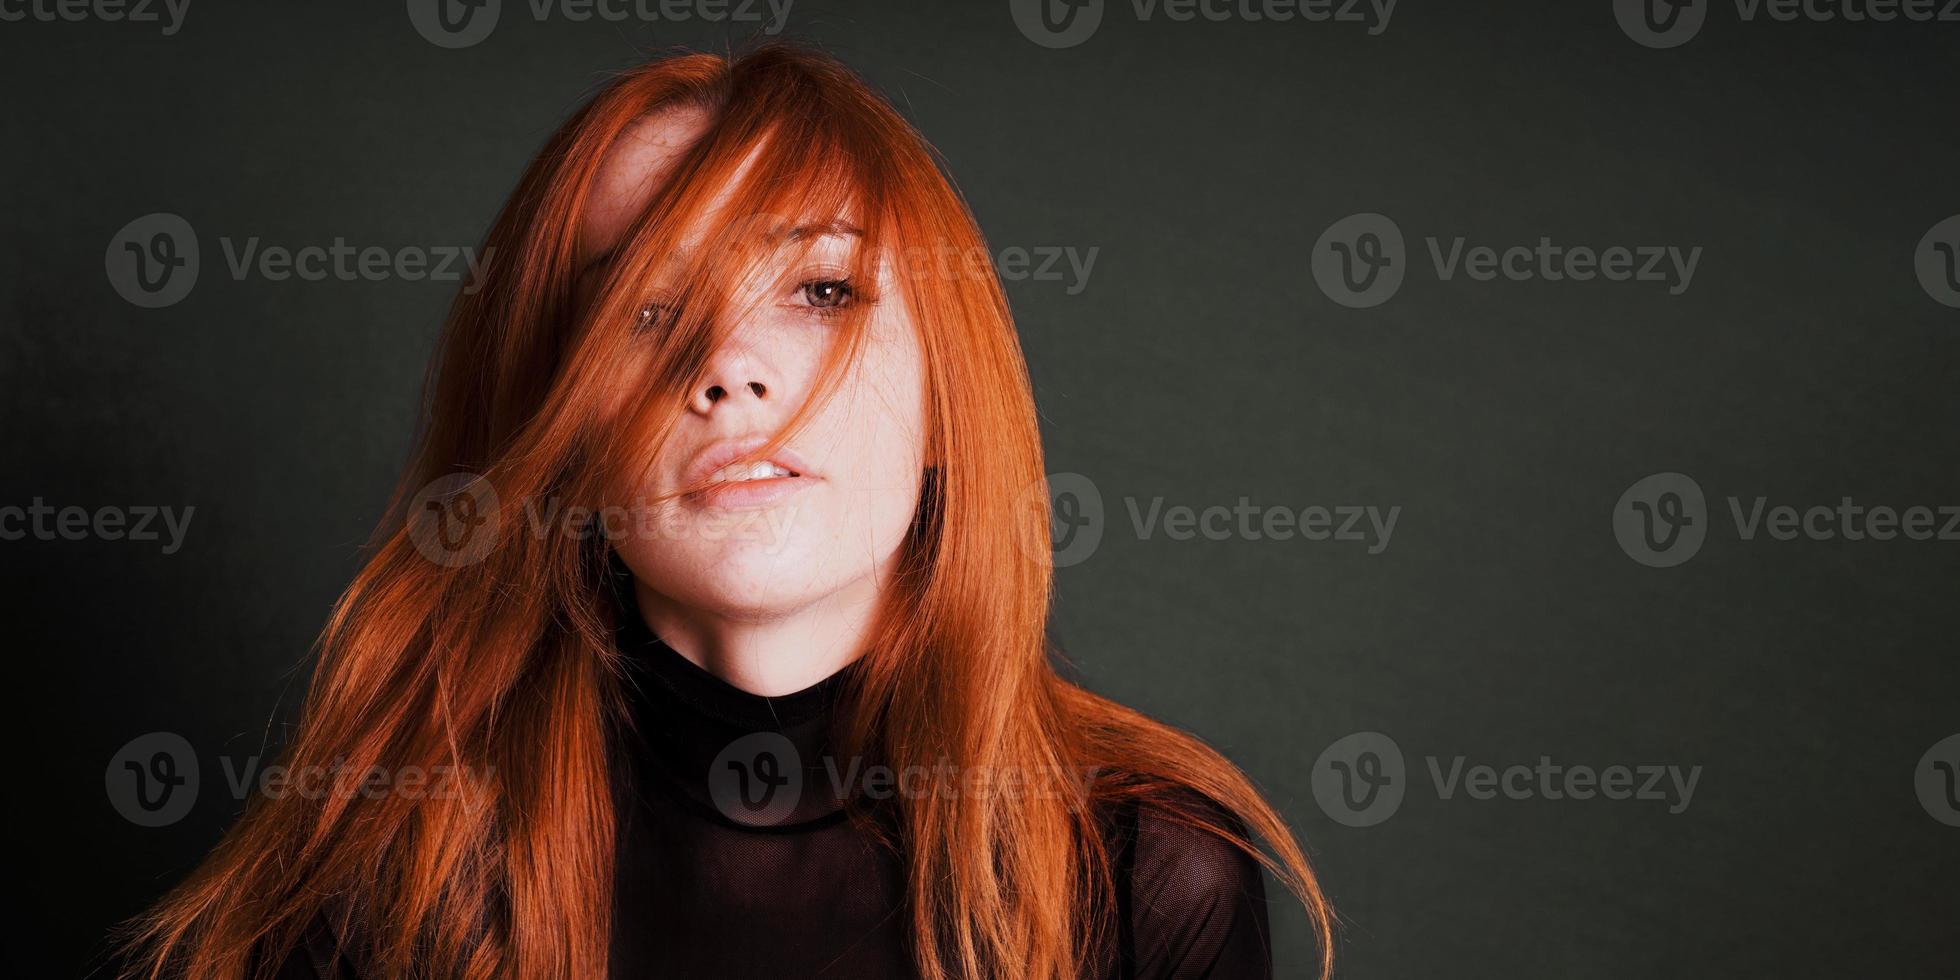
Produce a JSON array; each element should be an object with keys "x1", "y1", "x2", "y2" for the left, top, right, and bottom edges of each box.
[{"x1": 119, "y1": 44, "x2": 1334, "y2": 980}]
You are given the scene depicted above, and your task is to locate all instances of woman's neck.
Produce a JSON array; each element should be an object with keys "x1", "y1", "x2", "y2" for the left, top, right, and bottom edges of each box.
[{"x1": 630, "y1": 576, "x2": 882, "y2": 697}]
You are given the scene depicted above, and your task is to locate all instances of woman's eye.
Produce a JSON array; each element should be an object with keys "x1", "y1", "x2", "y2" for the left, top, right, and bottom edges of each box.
[
  {"x1": 798, "y1": 278, "x2": 853, "y2": 310},
  {"x1": 635, "y1": 301, "x2": 669, "y2": 330}
]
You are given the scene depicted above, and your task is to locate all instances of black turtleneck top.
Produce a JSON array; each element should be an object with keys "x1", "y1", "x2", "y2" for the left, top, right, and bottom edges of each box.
[{"x1": 273, "y1": 609, "x2": 1276, "y2": 979}]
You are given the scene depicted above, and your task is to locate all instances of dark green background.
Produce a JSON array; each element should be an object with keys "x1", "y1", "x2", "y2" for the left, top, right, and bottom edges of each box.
[{"x1": 4, "y1": 2, "x2": 1955, "y2": 977}]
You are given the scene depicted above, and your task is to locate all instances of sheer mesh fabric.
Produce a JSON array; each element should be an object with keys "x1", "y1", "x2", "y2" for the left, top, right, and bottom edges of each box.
[{"x1": 273, "y1": 604, "x2": 1275, "y2": 979}]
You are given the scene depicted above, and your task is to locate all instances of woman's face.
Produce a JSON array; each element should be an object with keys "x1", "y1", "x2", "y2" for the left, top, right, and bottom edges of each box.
[{"x1": 578, "y1": 107, "x2": 928, "y2": 625}]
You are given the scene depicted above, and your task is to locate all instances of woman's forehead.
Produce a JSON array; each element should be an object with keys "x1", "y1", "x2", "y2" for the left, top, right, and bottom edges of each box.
[{"x1": 579, "y1": 107, "x2": 864, "y2": 272}]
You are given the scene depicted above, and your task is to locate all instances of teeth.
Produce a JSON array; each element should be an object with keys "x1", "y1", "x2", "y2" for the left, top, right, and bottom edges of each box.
[{"x1": 707, "y1": 461, "x2": 794, "y2": 484}]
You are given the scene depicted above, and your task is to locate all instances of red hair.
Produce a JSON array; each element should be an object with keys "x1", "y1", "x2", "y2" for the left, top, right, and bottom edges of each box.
[{"x1": 118, "y1": 43, "x2": 1334, "y2": 980}]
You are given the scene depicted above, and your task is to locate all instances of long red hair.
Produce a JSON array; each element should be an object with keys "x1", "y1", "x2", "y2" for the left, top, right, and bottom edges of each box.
[{"x1": 118, "y1": 43, "x2": 1334, "y2": 980}]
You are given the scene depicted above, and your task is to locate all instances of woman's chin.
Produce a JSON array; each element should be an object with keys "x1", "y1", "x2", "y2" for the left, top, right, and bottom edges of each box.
[{"x1": 626, "y1": 548, "x2": 832, "y2": 617}]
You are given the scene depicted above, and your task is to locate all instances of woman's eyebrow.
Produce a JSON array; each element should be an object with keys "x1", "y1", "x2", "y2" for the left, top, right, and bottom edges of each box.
[
  {"x1": 788, "y1": 221, "x2": 862, "y2": 241},
  {"x1": 575, "y1": 222, "x2": 860, "y2": 285}
]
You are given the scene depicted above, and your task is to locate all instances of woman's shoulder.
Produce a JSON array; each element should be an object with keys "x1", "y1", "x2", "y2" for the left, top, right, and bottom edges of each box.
[{"x1": 1105, "y1": 783, "x2": 1275, "y2": 980}]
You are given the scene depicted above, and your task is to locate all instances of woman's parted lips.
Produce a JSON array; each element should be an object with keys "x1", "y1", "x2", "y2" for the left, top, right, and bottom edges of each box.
[{"x1": 678, "y1": 436, "x2": 816, "y2": 492}]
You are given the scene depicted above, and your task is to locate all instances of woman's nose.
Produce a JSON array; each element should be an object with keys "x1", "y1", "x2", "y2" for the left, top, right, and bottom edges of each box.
[{"x1": 689, "y1": 343, "x2": 774, "y2": 415}]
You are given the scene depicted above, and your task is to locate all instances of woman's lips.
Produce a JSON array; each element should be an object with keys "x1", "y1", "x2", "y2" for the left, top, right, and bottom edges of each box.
[
  {"x1": 681, "y1": 438, "x2": 816, "y2": 510},
  {"x1": 690, "y1": 471, "x2": 811, "y2": 509}
]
